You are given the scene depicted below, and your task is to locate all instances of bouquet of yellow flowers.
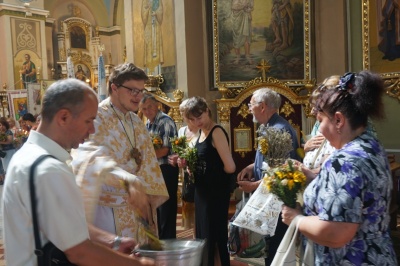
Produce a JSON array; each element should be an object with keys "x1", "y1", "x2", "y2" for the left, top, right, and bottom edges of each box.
[
  {"x1": 151, "y1": 134, "x2": 163, "y2": 150},
  {"x1": 170, "y1": 136, "x2": 198, "y2": 180},
  {"x1": 170, "y1": 135, "x2": 187, "y2": 155},
  {"x1": 262, "y1": 160, "x2": 306, "y2": 208}
]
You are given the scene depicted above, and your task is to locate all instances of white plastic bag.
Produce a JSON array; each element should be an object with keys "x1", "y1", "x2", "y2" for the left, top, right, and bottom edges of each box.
[
  {"x1": 271, "y1": 215, "x2": 314, "y2": 266},
  {"x1": 232, "y1": 182, "x2": 283, "y2": 236}
]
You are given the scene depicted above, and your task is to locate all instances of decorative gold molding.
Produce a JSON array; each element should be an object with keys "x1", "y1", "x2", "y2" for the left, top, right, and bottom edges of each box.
[
  {"x1": 70, "y1": 51, "x2": 92, "y2": 66},
  {"x1": 215, "y1": 75, "x2": 313, "y2": 125},
  {"x1": 237, "y1": 103, "x2": 250, "y2": 119},
  {"x1": 385, "y1": 78, "x2": 400, "y2": 102},
  {"x1": 362, "y1": 0, "x2": 370, "y2": 70},
  {"x1": 280, "y1": 101, "x2": 295, "y2": 118},
  {"x1": 149, "y1": 89, "x2": 183, "y2": 124},
  {"x1": 216, "y1": 101, "x2": 231, "y2": 123},
  {"x1": 64, "y1": 17, "x2": 91, "y2": 50},
  {"x1": 361, "y1": 0, "x2": 400, "y2": 102}
]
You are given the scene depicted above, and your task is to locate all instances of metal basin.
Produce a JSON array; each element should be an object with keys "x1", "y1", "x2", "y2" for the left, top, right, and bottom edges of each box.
[{"x1": 135, "y1": 239, "x2": 205, "y2": 266}]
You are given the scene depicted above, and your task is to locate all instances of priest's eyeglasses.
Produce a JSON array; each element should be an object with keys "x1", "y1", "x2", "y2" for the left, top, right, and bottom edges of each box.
[{"x1": 116, "y1": 84, "x2": 148, "y2": 96}]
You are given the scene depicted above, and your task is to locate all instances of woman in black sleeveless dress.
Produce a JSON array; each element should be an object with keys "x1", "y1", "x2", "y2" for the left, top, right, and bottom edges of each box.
[{"x1": 183, "y1": 97, "x2": 236, "y2": 266}]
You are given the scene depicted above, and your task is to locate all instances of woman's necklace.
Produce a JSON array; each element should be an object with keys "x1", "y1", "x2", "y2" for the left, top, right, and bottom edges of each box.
[{"x1": 110, "y1": 103, "x2": 142, "y2": 169}]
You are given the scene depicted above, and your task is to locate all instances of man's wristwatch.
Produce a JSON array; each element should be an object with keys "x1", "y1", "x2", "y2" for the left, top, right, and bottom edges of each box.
[{"x1": 112, "y1": 236, "x2": 122, "y2": 250}]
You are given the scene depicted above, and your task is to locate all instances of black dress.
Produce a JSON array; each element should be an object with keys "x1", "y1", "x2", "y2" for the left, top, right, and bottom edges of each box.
[{"x1": 194, "y1": 125, "x2": 231, "y2": 266}]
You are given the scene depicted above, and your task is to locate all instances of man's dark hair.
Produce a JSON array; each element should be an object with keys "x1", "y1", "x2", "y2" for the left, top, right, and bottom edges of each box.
[
  {"x1": 22, "y1": 113, "x2": 36, "y2": 123},
  {"x1": 41, "y1": 79, "x2": 96, "y2": 123},
  {"x1": 108, "y1": 63, "x2": 148, "y2": 94}
]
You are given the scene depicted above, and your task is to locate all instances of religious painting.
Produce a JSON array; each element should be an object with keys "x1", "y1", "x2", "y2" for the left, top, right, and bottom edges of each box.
[
  {"x1": 7, "y1": 90, "x2": 28, "y2": 121},
  {"x1": 26, "y1": 83, "x2": 42, "y2": 116},
  {"x1": 11, "y1": 17, "x2": 41, "y2": 89},
  {"x1": 70, "y1": 25, "x2": 87, "y2": 49},
  {"x1": 362, "y1": 0, "x2": 400, "y2": 76},
  {"x1": 212, "y1": 0, "x2": 311, "y2": 88},
  {"x1": 74, "y1": 63, "x2": 91, "y2": 82},
  {"x1": 132, "y1": 0, "x2": 177, "y2": 92}
]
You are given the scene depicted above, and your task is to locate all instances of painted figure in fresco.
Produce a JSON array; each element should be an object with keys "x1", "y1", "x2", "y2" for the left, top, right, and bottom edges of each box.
[
  {"x1": 378, "y1": 0, "x2": 400, "y2": 61},
  {"x1": 20, "y1": 54, "x2": 37, "y2": 88},
  {"x1": 231, "y1": 0, "x2": 254, "y2": 65},
  {"x1": 266, "y1": 0, "x2": 294, "y2": 55},
  {"x1": 142, "y1": 0, "x2": 164, "y2": 75}
]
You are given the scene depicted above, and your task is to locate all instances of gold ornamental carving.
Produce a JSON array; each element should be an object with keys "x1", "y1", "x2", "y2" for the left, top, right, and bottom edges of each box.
[
  {"x1": 218, "y1": 85, "x2": 229, "y2": 99},
  {"x1": 217, "y1": 103, "x2": 231, "y2": 123},
  {"x1": 70, "y1": 51, "x2": 92, "y2": 66},
  {"x1": 237, "y1": 103, "x2": 250, "y2": 119},
  {"x1": 280, "y1": 101, "x2": 295, "y2": 118},
  {"x1": 385, "y1": 78, "x2": 400, "y2": 102},
  {"x1": 145, "y1": 74, "x2": 164, "y2": 89},
  {"x1": 168, "y1": 107, "x2": 183, "y2": 124},
  {"x1": 172, "y1": 89, "x2": 184, "y2": 102}
]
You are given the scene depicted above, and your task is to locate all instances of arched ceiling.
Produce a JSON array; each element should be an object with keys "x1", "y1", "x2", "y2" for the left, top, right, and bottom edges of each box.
[{"x1": 44, "y1": 0, "x2": 112, "y2": 27}]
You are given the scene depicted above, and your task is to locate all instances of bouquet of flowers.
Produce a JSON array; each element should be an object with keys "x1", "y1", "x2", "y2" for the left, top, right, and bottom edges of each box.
[
  {"x1": 0, "y1": 133, "x2": 8, "y2": 142},
  {"x1": 262, "y1": 160, "x2": 306, "y2": 208},
  {"x1": 170, "y1": 136, "x2": 198, "y2": 181},
  {"x1": 13, "y1": 129, "x2": 28, "y2": 149},
  {"x1": 151, "y1": 134, "x2": 163, "y2": 150},
  {"x1": 257, "y1": 124, "x2": 293, "y2": 168},
  {"x1": 171, "y1": 135, "x2": 187, "y2": 154},
  {"x1": 183, "y1": 147, "x2": 198, "y2": 179}
]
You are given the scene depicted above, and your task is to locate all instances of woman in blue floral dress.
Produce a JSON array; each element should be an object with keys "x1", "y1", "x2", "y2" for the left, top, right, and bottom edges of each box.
[{"x1": 282, "y1": 71, "x2": 397, "y2": 265}]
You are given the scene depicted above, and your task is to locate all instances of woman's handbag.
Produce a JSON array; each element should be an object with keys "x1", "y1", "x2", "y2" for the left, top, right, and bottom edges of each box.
[
  {"x1": 271, "y1": 215, "x2": 314, "y2": 266},
  {"x1": 30, "y1": 154, "x2": 77, "y2": 266}
]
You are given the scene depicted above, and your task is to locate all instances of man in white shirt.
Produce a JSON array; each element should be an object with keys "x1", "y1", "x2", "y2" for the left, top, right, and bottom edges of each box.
[{"x1": 2, "y1": 79, "x2": 154, "y2": 266}]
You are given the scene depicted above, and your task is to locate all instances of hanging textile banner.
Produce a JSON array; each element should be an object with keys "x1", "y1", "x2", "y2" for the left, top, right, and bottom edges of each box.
[
  {"x1": 67, "y1": 56, "x2": 75, "y2": 79},
  {"x1": 98, "y1": 54, "x2": 107, "y2": 101}
]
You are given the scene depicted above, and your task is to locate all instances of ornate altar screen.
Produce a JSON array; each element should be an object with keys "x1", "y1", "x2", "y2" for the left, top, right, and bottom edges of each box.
[{"x1": 215, "y1": 76, "x2": 314, "y2": 172}]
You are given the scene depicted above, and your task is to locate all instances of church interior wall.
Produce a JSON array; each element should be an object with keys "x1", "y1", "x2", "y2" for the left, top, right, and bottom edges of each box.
[
  {"x1": 313, "y1": 0, "x2": 347, "y2": 80},
  {"x1": 45, "y1": 19, "x2": 55, "y2": 80}
]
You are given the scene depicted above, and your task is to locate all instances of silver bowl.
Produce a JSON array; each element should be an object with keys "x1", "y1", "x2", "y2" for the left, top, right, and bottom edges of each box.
[{"x1": 135, "y1": 239, "x2": 206, "y2": 266}]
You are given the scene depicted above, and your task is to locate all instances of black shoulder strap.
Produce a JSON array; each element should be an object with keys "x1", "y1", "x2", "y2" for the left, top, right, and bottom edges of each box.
[
  {"x1": 29, "y1": 154, "x2": 56, "y2": 266},
  {"x1": 210, "y1": 125, "x2": 229, "y2": 142}
]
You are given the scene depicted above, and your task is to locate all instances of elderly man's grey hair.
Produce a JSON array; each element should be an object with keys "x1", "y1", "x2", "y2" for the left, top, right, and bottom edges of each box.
[{"x1": 252, "y1": 88, "x2": 281, "y2": 109}]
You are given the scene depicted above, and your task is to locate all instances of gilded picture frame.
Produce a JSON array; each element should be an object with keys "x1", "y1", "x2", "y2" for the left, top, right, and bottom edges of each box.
[
  {"x1": 212, "y1": 0, "x2": 312, "y2": 88},
  {"x1": 64, "y1": 18, "x2": 91, "y2": 52},
  {"x1": 234, "y1": 126, "x2": 252, "y2": 155},
  {"x1": 362, "y1": 0, "x2": 400, "y2": 78},
  {"x1": 7, "y1": 90, "x2": 28, "y2": 121}
]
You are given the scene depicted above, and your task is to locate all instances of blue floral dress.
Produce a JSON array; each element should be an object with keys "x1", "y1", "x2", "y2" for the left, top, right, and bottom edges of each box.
[{"x1": 303, "y1": 132, "x2": 397, "y2": 265}]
